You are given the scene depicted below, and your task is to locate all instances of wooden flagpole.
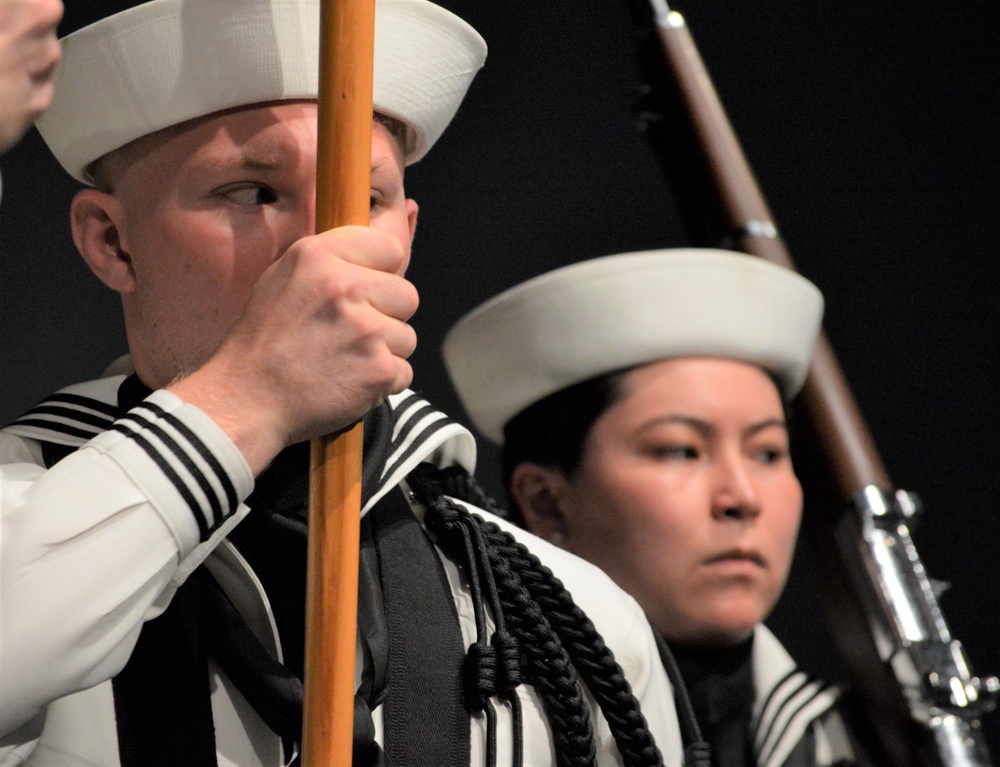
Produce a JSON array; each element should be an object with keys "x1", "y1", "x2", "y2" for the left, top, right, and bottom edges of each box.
[{"x1": 302, "y1": 0, "x2": 376, "y2": 764}]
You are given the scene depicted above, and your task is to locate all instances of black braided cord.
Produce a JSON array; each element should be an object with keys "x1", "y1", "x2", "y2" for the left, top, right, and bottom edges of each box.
[
  {"x1": 415, "y1": 463, "x2": 708, "y2": 767},
  {"x1": 475, "y1": 515, "x2": 665, "y2": 767},
  {"x1": 419, "y1": 487, "x2": 599, "y2": 767},
  {"x1": 414, "y1": 464, "x2": 668, "y2": 767},
  {"x1": 420, "y1": 465, "x2": 526, "y2": 766},
  {"x1": 453, "y1": 508, "x2": 502, "y2": 767}
]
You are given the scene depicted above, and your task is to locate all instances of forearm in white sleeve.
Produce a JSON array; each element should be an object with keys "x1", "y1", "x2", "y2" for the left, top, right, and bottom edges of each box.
[{"x1": 0, "y1": 391, "x2": 254, "y2": 736}]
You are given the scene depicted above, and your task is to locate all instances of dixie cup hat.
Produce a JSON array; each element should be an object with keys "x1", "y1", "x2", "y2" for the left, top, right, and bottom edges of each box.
[
  {"x1": 37, "y1": 0, "x2": 487, "y2": 183},
  {"x1": 443, "y1": 248, "x2": 825, "y2": 444}
]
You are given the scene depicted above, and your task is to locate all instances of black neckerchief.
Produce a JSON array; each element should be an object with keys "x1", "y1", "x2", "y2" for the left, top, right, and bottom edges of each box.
[
  {"x1": 671, "y1": 635, "x2": 756, "y2": 767},
  {"x1": 226, "y1": 402, "x2": 395, "y2": 706}
]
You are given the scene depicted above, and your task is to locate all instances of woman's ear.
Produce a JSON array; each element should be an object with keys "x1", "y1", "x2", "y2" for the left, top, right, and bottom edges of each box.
[
  {"x1": 510, "y1": 463, "x2": 570, "y2": 547},
  {"x1": 70, "y1": 189, "x2": 136, "y2": 294}
]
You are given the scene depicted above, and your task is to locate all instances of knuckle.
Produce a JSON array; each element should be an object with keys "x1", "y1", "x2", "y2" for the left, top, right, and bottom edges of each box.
[
  {"x1": 311, "y1": 261, "x2": 363, "y2": 305},
  {"x1": 388, "y1": 360, "x2": 414, "y2": 395},
  {"x1": 401, "y1": 279, "x2": 420, "y2": 315},
  {"x1": 353, "y1": 310, "x2": 385, "y2": 343},
  {"x1": 385, "y1": 236, "x2": 407, "y2": 269},
  {"x1": 398, "y1": 323, "x2": 418, "y2": 357}
]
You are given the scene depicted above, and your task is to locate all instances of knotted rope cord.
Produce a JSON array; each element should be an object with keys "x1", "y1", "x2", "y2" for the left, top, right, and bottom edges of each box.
[
  {"x1": 428, "y1": 466, "x2": 707, "y2": 767},
  {"x1": 652, "y1": 631, "x2": 712, "y2": 767},
  {"x1": 413, "y1": 463, "x2": 672, "y2": 767},
  {"x1": 410, "y1": 466, "x2": 597, "y2": 767},
  {"x1": 463, "y1": 512, "x2": 525, "y2": 767},
  {"x1": 474, "y1": 514, "x2": 665, "y2": 767},
  {"x1": 453, "y1": 507, "x2": 501, "y2": 767}
]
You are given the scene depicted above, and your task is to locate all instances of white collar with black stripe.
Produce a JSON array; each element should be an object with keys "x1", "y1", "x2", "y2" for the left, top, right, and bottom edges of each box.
[
  {"x1": 751, "y1": 624, "x2": 844, "y2": 767},
  {"x1": 4, "y1": 368, "x2": 478, "y2": 518}
]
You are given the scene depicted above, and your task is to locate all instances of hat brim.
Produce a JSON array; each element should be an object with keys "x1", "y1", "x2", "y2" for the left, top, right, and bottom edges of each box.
[{"x1": 37, "y1": 0, "x2": 487, "y2": 183}]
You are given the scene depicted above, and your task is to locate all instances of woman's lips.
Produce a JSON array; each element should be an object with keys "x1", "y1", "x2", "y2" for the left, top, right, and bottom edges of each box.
[{"x1": 704, "y1": 549, "x2": 766, "y2": 573}]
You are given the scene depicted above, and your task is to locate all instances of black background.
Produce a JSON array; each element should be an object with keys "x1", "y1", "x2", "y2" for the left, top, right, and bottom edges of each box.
[{"x1": 1, "y1": 0, "x2": 998, "y2": 754}]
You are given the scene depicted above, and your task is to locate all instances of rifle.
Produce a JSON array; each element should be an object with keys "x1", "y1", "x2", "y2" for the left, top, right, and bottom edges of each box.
[
  {"x1": 302, "y1": 0, "x2": 376, "y2": 764},
  {"x1": 628, "y1": 1, "x2": 998, "y2": 765}
]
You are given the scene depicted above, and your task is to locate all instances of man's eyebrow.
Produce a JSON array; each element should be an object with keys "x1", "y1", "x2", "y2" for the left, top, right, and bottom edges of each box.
[
  {"x1": 196, "y1": 145, "x2": 288, "y2": 174},
  {"x1": 370, "y1": 157, "x2": 402, "y2": 176},
  {"x1": 239, "y1": 156, "x2": 284, "y2": 172},
  {"x1": 227, "y1": 152, "x2": 284, "y2": 172}
]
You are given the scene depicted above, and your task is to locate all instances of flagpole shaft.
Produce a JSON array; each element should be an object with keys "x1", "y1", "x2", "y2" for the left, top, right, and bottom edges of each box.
[{"x1": 302, "y1": 0, "x2": 375, "y2": 764}]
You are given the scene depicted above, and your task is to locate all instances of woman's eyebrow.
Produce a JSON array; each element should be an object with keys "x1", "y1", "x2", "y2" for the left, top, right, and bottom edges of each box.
[
  {"x1": 637, "y1": 415, "x2": 714, "y2": 437},
  {"x1": 743, "y1": 418, "x2": 788, "y2": 439}
]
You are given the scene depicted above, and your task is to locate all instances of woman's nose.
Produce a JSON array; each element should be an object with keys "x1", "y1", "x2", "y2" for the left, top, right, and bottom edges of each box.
[{"x1": 711, "y1": 453, "x2": 761, "y2": 521}]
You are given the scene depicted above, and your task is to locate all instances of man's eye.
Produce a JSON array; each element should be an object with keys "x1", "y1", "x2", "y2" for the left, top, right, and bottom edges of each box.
[{"x1": 224, "y1": 186, "x2": 277, "y2": 206}]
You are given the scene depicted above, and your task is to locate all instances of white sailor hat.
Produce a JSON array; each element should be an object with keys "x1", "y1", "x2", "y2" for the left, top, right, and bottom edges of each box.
[
  {"x1": 36, "y1": 0, "x2": 487, "y2": 184},
  {"x1": 443, "y1": 248, "x2": 824, "y2": 444}
]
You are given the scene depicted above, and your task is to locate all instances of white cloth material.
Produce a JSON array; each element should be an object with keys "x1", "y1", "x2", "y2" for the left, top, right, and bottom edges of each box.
[
  {"x1": 0, "y1": 371, "x2": 684, "y2": 767},
  {"x1": 443, "y1": 248, "x2": 824, "y2": 444},
  {"x1": 35, "y1": 0, "x2": 488, "y2": 183},
  {"x1": 751, "y1": 625, "x2": 854, "y2": 767}
]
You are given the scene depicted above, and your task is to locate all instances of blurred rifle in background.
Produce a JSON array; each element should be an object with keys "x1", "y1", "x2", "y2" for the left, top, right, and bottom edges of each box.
[{"x1": 626, "y1": 1, "x2": 998, "y2": 765}]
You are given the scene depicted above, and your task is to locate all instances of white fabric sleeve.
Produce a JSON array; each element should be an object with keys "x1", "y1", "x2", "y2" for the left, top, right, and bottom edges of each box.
[{"x1": 0, "y1": 391, "x2": 254, "y2": 737}]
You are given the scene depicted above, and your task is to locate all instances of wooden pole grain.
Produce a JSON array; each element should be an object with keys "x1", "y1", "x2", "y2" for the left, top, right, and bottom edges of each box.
[{"x1": 302, "y1": 0, "x2": 376, "y2": 764}]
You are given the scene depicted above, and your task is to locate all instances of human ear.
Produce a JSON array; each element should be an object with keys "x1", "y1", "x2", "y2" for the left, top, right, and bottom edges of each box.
[
  {"x1": 405, "y1": 197, "x2": 418, "y2": 241},
  {"x1": 510, "y1": 463, "x2": 570, "y2": 547},
  {"x1": 70, "y1": 189, "x2": 136, "y2": 294}
]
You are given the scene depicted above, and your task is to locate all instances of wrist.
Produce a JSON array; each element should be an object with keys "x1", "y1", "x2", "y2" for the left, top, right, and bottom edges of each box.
[{"x1": 166, "y1": 366, "x2": 288, "y2": 476}]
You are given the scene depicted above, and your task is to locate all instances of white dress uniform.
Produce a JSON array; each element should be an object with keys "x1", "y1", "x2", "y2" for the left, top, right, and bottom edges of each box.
[{"x1": 0, "y1": 371, "x2": 684, "y2": 767}]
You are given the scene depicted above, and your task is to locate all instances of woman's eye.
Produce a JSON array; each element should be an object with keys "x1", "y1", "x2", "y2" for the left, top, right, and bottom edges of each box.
[
  {"x1": 753, "y1": 447, "x2": 787, "y2": 465},
  {"x1": 223, "y1": 185, "x2": 277, "y2": 207},
  {"x1": 653, "y1": 445, "x2": 699, "y2": 460}
]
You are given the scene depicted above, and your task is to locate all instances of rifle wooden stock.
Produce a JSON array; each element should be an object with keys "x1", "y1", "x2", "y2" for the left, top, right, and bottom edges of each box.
[
  {"x1": 303, "y1": 0, "x2": 375, "y2": 764},
  {"x1": 647, "y1": 13, "x2": 892, "y2": 498},
  {"x1": 638, "y1": 9, "x2": 924, "y2": 767}
]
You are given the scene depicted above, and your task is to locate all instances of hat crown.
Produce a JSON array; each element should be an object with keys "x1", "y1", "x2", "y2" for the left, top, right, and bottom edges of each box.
[{"x1": 37, "y1": 0, "x2": 487, "y2": 183}]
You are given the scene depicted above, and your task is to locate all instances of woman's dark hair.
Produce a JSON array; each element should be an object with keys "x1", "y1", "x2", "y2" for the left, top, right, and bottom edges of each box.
[
  {"x1": 501, "y1": 370, "x2": 628, "y2": 524},
  {"x1": 500, "y1": 363, "x2": 794, "y2": 525}
]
